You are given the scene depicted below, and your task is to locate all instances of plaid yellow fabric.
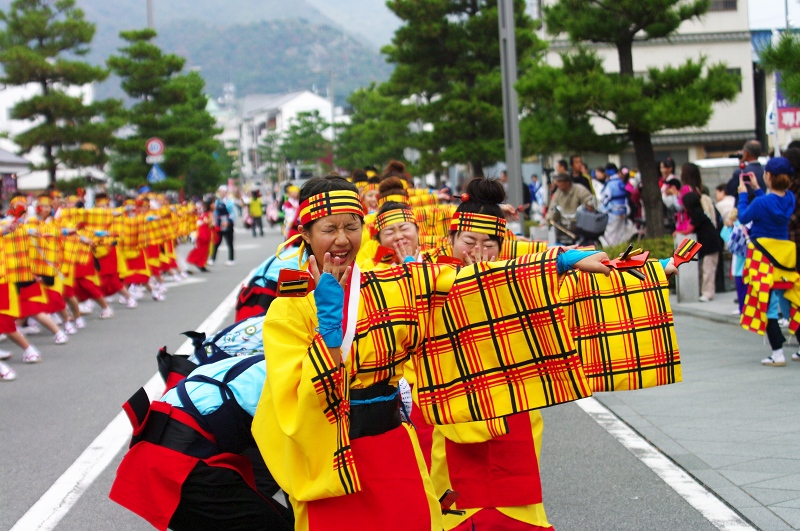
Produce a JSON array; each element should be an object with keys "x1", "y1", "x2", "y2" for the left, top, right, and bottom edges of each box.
[
  {"x1": 450, "y1": 212, "x2": 506, "y2": 238},
  {"x1": 83, "y1": 208, "x2": 113, "y2": 233},
  {"x1": 414, "y1": 204, "x2": 457, "y2": 238},
  {"x1": 415, "y1": 249, "x2": 592, "y2": 424},
  {"x1": 409, "y1": 188, "x2": 430, "y2": 196},
  {"x1": 378, "y1": 194, "x2": 409, "y2": 206},
  {"x1": 741, "y1": 239, "x2": 800, "y2": 335},
  {"x1": 298, "y1": 190, "x2": 364, "y2": 226},
  {"x1": 255, "y1": 251, "x2": 592, "y2": 502},
  {"x1": 501, "y1": 239, "x2": 548, "y2": 259},
  {"x1": 374, "y1": 208, "x2": 416, "y2": 233},
  {"x1": 57, "y1": 207, "x2": 85, "y2": 229},
  {"x1": 558, "y1": 260, "x2": 682, "y2": 392},
  {"x1": 25, "y1": 219, "x2": 62, "y2": 277},
  {"x1": 142, "y1": 215, "x2": 163, "y2": 246},
  {"x1": 361, "y1": 183, "x2": 379, "y2": 194},
  {"x1": 3, "y1": 227, "x2": 34, "y2": 282},
  {"x1": 409, "y1": 193, "x2": 438, "y2": 208}
]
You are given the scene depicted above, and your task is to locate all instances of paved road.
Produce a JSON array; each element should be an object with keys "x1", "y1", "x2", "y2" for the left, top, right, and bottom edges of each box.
[{"x1": 0, "y1": 230, "x2": 764, "y2": 530}]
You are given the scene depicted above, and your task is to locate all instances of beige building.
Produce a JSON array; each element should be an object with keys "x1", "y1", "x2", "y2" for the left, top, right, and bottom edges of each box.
[{"x1": 540, "y1": 0, "x2": 757, "y2": 170}]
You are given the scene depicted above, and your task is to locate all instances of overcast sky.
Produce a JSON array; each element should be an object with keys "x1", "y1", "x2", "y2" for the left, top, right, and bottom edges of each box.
[{"x1": 749, "y1": 0, "x2": 800, "y2": 29}]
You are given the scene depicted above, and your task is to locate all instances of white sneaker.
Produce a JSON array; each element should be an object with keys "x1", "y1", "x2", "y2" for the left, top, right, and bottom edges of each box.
[
  {"x1": 0, "y1": 348, "x2": 11, "y2": 360},
  {"x1": 792, "y1": 352, "x2": 800, "y2": 362},
  {"x1": 778, "y1": 318, "x2": 790, "y2": 328},
  {"x1": 118, "y1": 295, "x2": 128, "y2": 305},
  {"x1": 23, "y1": 346, "x2": 41, "y2": 363},
  {"x1": 51, "y1": 314, "x2": 63, "y2": 325},
  {"x1": 126, "y1": 297, "x2": 138, "y2": 309},
  {"x1": 64, "y1": 321, "x2": 78, "y2": 335},
  {"x1": 0, "y1": 333, "x2": 7, "y2": 342},
  {"x1": 173, "y1": 273, "x2": 182, "y2": 283},
  {"x1": 180, "y1": 271, "x2": 189, "y2": 279},
  {"x1": 74, "y1": 317, "x2": 87, "y2": 329},
  {"x1": 79, "y1": 301, "x2": 95, "y2": 314},
  {"x1": 761, "y1": 355, "x2": 786, "y2": 367},
  {"x1": 54, "y1": 330, "x2": 68, "y2": 344},
  {"x1": 0, "y1": 361, "x2": 16, "y2": 381},
  {"x1": 225, "y1": 260, "x2": 235, "y2": 266},
  {"x1": 19, "y1": 323, "x2": 42, "y2": 335},
  {"x1": 99, "y1": 307, "x2": 114, "y2": 320},
  {"x1": 206, "y1": 259, "x2": 214, "y2": 266},
  {"x1": 698, "y1": 295, "x2": 710, "y2": 303}
]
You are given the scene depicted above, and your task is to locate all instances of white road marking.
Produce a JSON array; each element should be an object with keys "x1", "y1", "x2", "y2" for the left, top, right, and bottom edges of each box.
[
  {"x1": 576, "y1": 397, "x2": 755, "y2": 531},
  {"x1": 162, "y1": 277, "x2": 208, "y2": 290},
  {"x1": 11, "y1": 272, "x2": 253, "y2": 531}
]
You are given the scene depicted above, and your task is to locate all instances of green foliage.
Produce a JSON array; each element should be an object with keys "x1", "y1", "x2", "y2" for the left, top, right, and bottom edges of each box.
[
  {"x1": 279, "y1": 111, "x2": 330, "y2": 170},
  {"x1": 54, "y1": 176, "x2": 91, "y2": 194},
  {"x1": 602, "y1": 236, "x2": 675, "y2": 260},
  {"x1": 258, "y1": 131, "x2": 282, "y2": 182},
  {"x1": 107, "y1": 29, "x2": 224, "y2": 195},
  {"x1": 336, "y1": 83, "x2": 415, "y2": 172},
  {"x1": 382, "y1": 0, "x2": 543, "y2": 176},
  {"x1": 760, "y1": 32, "x2": 800, "y2": 106},
  {"x1": 0, "y1": 0, "x2": 115, "y2": 185},
  {"x1": 517, "y1": 0, "x2": 739, "y2": 238}
]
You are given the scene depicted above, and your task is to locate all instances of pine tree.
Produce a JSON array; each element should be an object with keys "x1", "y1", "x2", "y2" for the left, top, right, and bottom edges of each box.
[
  {"x1": 517, "y1": 0, "x2": 740, "y2": 237},
  {"x1": 0, "y1": 0, "x2": 114, "y2": 185},
  {"x1": 108, "y1": 29, "x2": 223, "y2": 193},
  {"x1": 335, "y1": 83, "x2": 415, "y2": 172},
  {"x1": 760, "y1": 33, "x2": 800, "y2": 106},
  {"x1": 382, "y1": 0, "x2": 541, "y2": 177},
  {"x1": 279, "y1": 110, "x2": 331, "y2": 173}
]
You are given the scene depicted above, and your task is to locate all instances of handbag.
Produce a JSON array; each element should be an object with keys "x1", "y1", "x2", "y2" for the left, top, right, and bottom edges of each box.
[
  {"x1": 727, "y1": 222, "x2": 750, "y2": 257},
  {"x1": 575, "y1": 207, "x2": 608, "y2": 237}
]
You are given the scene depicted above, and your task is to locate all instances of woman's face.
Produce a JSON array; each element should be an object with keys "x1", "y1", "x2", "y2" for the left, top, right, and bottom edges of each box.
[
  {"x1": 378, "y1": 221, "x2": 419, "y2": 250},
  {"x1": 450, "y1": 231, "x2": 500, "y2": 262},
  {"x1": 660, "y1": 163, "x2": 672, "y2": 178},
  {"x1": 363, "y1": 190, "x2": 379, "y2": 211},
  {"x1": 301, "y1": 213, "x2": 363, "y2": 278}
]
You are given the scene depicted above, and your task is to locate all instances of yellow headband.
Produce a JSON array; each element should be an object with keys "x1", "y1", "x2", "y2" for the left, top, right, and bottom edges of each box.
[
  {"x1": 378, "y1": 194, "x2": 409, "y2": 206},
  {"x1": 374, "y1": 207, "x2": 416, "y2": 233},
  {"x1": 449, "y1": 212, "x2": 506, "y2": 238},
  {"x1": 297, "y1": 190, "x2": 364, "y2": 226}
]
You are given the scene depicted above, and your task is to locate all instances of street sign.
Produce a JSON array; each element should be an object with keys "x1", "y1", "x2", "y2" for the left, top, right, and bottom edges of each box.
[
  {"x1": 147, "y1": 164, "x2": 167, "y2": 183},
  {"x1": 145, "y1": 137, "x2": 165, "y2": 157},
  {"x1": 146, "y1": 155, "x2": 165, "y2": 164}
]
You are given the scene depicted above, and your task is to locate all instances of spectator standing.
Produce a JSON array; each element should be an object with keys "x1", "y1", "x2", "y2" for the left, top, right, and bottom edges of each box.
[
  {"x1": 659, "y1": 157, "x2": 676, "y2": 189},
  {"x1": 281, "y1": 185, "x2": 300, "y2": 235},
  {"x1": 249, "y1": 190, "x2": 264, "y2": 237},
  {"x1": 570, "y1": 155, "x2": 594, "y2": 193},
  {"x1": 601, "y1": 163, "x2": 633, "y2": 246},
  {"x1": 681, "y1": 192, "x2": 723, "y2": 302},
  {"x1": 714, "y1": 184, "x2": 735, "y2": 224},
  {"x1": 737, "y1": 157, "x2": 798, "y2": 366},
  {"x1": 592, "y1": 166, "x2": 607, "y2": 202},
  {"x1": 211, "y1": 185, "x2": 236, "y2": 266},
  {"x1": 546, "y1": 172, "x2": 595, "y2": 244},
  {"x1": 725, "y1": 140, "x2": 766, "y2": 198}
]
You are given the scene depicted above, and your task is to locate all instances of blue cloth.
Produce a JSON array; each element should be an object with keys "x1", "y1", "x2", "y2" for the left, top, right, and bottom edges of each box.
[
  {"x1": 315, "y1": 272, "x2": 344, "y2": 348},
  {"x1": 726, "y1": 162, "x2": 765, "y2": 197},
  {"x1": 601, "y1": 176, "x2": 628, "y2": 216},
  {"x1": 250, "y1": 247, "x2": 304, "y2": 287},
  {"x1": 766, "y1": 289, "x2": 792, "y2": 320},
  {"x1": 557, "y1": 249, "x2": 598, "y2": 273},
  {"x1": 737, "y1": 189, "x2": 795, "y2": 240},
  {"x1": 765, "y1": 157, "x2": 794, "y2": 176},
  {"x1": 161, "y1": 356, "x2": 266, "y2": 417}
]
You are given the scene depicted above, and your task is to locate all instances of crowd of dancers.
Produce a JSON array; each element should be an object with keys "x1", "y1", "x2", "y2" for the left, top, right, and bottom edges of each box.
[{"x1": 0, "y1": 191, "x2": 198, "y2": 381}]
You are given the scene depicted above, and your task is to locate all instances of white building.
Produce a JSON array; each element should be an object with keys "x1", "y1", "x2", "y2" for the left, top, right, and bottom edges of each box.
[
  {"x1": 541, "y1": 0, "x2": 756, "y2": 170},
  {"x1": 238, "y1": 90, "x2": 338, "y2": 181}
]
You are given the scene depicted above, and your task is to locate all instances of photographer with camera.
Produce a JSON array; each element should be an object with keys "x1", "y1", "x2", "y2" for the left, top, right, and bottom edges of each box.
[{"x1": 546, "y1": 172, "x2": 596, "y2": 244}]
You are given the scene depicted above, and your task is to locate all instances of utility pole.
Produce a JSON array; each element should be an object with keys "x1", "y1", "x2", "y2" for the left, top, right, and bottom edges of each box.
[
  {"x1": 497, "y1": 0, "x2": 523, "y2": 216},
  {"x1": 329, "y1": 70, "x2": 335, "y2": 167},
  {"x1": 146, "y1": 0, "x2": 154, "y2": 29}
]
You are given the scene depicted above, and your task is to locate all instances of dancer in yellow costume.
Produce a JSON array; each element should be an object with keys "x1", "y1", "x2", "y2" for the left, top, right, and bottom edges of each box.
[{"x1": 253, "y1": 175, "x2": 615, "y2": 531}]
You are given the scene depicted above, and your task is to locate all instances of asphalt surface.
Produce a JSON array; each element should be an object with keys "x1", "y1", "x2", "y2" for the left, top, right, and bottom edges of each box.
[{"x1": 0, "y1": 228, "x2": 738, "y2": 530}]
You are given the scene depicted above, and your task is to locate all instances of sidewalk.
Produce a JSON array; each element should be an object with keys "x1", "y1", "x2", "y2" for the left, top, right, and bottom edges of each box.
[{"x1": 595, "y1": 290, "x2": 800, "y2": 530}]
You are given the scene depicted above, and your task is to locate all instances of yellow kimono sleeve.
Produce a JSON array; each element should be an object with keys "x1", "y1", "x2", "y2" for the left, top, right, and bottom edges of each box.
[
  {"x1": 412, "y1": 249, "x2": 592, "y2": 426},
  {"x1": 499, "y1": 239, "x2": 548, "y2": 260},
  {"x1": 558, "y1": 260, "x2": 681, "y2": 392},
  {"x1": 252, "y1": 295, "x2": 357, "y2": 502},
  {"x1": 434, "y1": 417, "x2": 508, "y2": 444}
]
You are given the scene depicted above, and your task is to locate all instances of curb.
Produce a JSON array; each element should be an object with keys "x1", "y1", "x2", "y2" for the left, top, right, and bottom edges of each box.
[{"x1": 670, "y1": 304, "x2": 741, "y2": 326}]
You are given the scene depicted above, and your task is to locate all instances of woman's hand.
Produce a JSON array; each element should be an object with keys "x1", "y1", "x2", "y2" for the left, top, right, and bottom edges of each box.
[
  {"x1": 392, "y1": 240, "x2": 418, "y2": 264},
  {"x1": 500, "y1": 203, "x2": 519, "y2": 220},
  {"x1": 664, "y1": 258, "x2": 678, "y2": 276},
  {"x1": 737, "y1": 174, "x2": 748, "y2": 194},
  {"x1": 308, "y1": 253, "x2": 351, "y2": 290},
  {"x1": 462, "y1": 246, "x2": 497, "y2": 266},
  {"x1": 574, "y1": 251, "x2": 611, "y2": 275}
]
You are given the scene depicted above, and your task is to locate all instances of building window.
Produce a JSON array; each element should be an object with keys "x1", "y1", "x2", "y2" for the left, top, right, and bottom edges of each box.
[{"x1": 709, "y1": 0, "x2": 736, "y2": 11}]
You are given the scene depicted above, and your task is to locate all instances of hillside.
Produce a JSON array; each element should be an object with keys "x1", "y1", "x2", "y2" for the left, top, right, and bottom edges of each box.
[{"x1": 155, "y1": 19, "x2": 393, "y2": 100}]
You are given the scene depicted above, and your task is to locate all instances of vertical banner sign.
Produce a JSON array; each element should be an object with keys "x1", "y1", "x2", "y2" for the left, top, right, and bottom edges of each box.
[{"x1": 776, "y1": 74, "x2": 800, "y2": 130}]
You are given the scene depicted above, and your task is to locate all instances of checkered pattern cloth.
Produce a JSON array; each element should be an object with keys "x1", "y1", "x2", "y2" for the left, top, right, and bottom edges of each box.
[
  {"x1": 142, "y1": 215, "x2": 164, "y2": 246},
  {"x1": 741, "y1": 239, "x2": 800, "y2": 335},
  {"x1": 83, "y1": 208, "x2": 113, "y2": 233},
  {"x1": 421, "y1": 238, "x2": 547, "y2": 263},
  {"x1": 409, "y1": 193, "x2": 438, "y2": 208},
  {"x1": 414, "y1": 204, "x2": 457, "y2": 238},
  {"x1": 57, "y1": 208, "x2": 85, "y2": 229},
  {"x1": 298, "y1": 190, "x2": 364, "y2": 226},
  {"x1": 558, "y1": 260, "x2": 682, "y2": 392},
  {"x1": 115, "y1": 214, "x2": 141, "y2": 250},
  {"x1": 3, "y1": 227, "x2": 34, "y2": 282},
  {"x1": 413, "y1": 248, "x2": 592, "y2": 424},
  {"x1": 25, "y1": 219, "x2": 62, "y2": 277}
]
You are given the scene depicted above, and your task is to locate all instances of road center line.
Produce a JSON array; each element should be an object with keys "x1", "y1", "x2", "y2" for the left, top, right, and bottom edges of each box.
[
  {"x1": 11, "y1": 273, "x2": 252, "y2": 531},
  {"x1": 576, "y1": 397, "x2": 755, "y2": 531}
]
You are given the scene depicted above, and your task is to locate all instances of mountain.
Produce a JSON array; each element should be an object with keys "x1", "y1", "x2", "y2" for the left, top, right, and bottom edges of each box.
[
  {"x1": 304, "y1": 0, "x2": 402, "y2": 48},
  {"x1": 155, "y1": 18, "x2": 393, "y2": 100}
]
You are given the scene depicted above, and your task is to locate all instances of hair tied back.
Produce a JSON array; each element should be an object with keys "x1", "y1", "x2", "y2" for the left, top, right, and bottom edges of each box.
[{"x1": 460, "y1": 193, "x2": 470, "y2": 203}]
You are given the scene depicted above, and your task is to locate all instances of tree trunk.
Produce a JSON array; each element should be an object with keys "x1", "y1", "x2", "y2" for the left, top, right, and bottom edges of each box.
[
  {"x1": 618, "y1": 37, "x2": 663, "y2": 237},
  {"x1": 471, "y1": 160, "x2": 484, "y2": 177},
  {"x1": 45, "y1": 144, "x2": 56, "y2": 187},
  {"x1": 630, "y1": 128, "x2": 663, "y2": 238}
]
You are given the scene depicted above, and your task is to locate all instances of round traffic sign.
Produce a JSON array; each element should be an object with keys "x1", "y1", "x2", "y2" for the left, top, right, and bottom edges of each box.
[{"x1": 145, "y1": 137, "x2": 165, "y2": 157}]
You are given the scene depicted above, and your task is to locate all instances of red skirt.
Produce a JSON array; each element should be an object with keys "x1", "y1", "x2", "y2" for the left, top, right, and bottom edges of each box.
[
  {"x1": 0, "y1": 313, "x2": 17, "y2": 334},
  {"x1": 186, "y1": 238, "x2": 210, "y2": 269},
  {"x1": 18, "y1": 282, "x2": 47, "y2": 317},
  {"x1": 123, "y1": 251, "x2": 150, "y2": 285},
  {"x1": 44, "y1": 286, "x2": 66, "y2": 313}
]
